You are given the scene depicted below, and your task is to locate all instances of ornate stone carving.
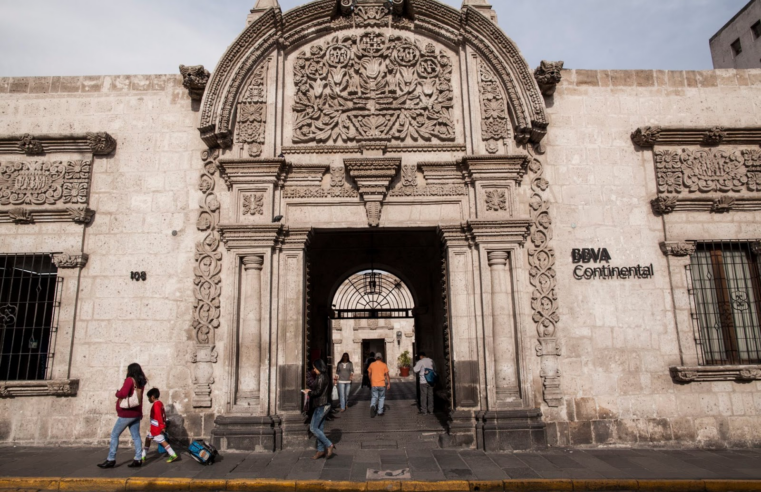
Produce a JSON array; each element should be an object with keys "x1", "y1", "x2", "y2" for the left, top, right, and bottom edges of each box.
[
  {"x1": 345, "y1": 157, "x2": 400, "y2": 227},
  {"x1": 0, "y1": 379, "x2": 79, "y2": 398},
  {"x1": 388, "y1": 184, "x2": 468, "y2": 197},
  {"x1": 477, "y1": 58, "x2": 509, "y2": 154},
  {"x1": 180, "y1": 64, "x2": 211, "y2": 101},
  {"x1": 526, "y1": 144, "x2": 561, "y2": 407},
  {"x1": 18, "y1": 134, "x2": 43, "y2": 155},
  {"x1": 401, "y1": 164, "x2": 417, "y2": 187},
  {"x1": 659, "y1": 241, "x2": 696, "y2": 257},
  {"x1": 8, "y1": 207, "x2": 32, "y2": 224},
  {"x1": 0, "y1": 160, "x2": 91, "y2": 206},
  {"x1": 330, "y1": 165, "x2": 345, "y2": 187},
  {"x1": 191, "y1": 149, "x2": 222, "y2": 408},
  {"x1": 292, "y1": 32, "x2": 455, "y2": 145},
  {"x1": 86, "y1": 132, "x2": 117, "y2": 155},
  {"x1": 52, "y1": 253, "x2": 89, "y2": 269},
  {"x1": 651, "y1": 195, "x2": 678, "y2": 215},
  {"x1": 702, "y1": 126, "x2": 727, "y2": 146},
  {"x1": 333, "y1": 1, "x2": 412, "y2": 30},
  {"x1": 670, "y1": 365, "x2": 761, "y2": 383},
  {"x1": 533, "y1": 61, "x2": 563, "y2": 97},
  {"x1": 654, "y1": 148, "x2": 761, "y2": 194},
  {"x1": 631, "y1": 126, "x2": 662, "y2": 148},
  {"x1": 67, "y1": 206, "x2": 95, "y2": 224},
  {"x1": 711, "y1": 196, "x2": 735, "y2": 213},
  {"x1": 282, "y1": 186, "x2": 358, "y2": 198},
  {"x1": 236, "y1": 62, "x2": 268, "y2": 158},
  {"x1": 365, "y1": 201, "x2": 382, "y2": 227},
  {"x1": 242, "y1": 193, "x2": 264, "y2": 215},
  {"x1": 485, "y1": 189, "x2": 507, "y2": 212}
]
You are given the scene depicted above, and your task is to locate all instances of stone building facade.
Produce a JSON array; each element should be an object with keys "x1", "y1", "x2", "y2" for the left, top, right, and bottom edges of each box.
[
  {"x1": 710, "y1": 0, "x2": 761, "y2": 69},
  {"x1": 0, "y1": 0, "x2": 760, "y2": 450}
]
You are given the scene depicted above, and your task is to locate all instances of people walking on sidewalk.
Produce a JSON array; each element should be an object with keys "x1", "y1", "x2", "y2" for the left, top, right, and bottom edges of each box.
[
  {"x1": 97, "y1": 363, "x2": 147, "y2": 469},
  {"x1": 334, "y1": 353, "x2": 354, "y2": 412},
  {"x1": 361, "y1": 351, "x2": 375, "y2": 388},
  {"x1": 305, "y1": 359, "x2": 335, "y2": 460},
  {"x1": 141, "y1": 388, "x2": 178, "y2": 463},
  {"x1": 413, "y1": 352, "x2": 436, "y2": 414},
  {"x1": 367, "y1": 353, "x2": 390, "y2": 418}
]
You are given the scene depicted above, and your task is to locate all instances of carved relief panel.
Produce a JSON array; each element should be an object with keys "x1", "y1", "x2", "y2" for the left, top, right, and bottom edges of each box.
[
  {"x1": 238, "y1": 189, "x2": 270, "y2": 222},
  {"x1": 476, "y1": 57, "x2": 510, "y2": 154},
  {"x1": 235, "y1": 60, "x2": 270, "y2": 158}
]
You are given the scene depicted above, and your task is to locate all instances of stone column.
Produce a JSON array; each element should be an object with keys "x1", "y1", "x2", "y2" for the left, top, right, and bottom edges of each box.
[
  {"x1": 487, "y1": 251, "x2": 519, "y2": 399},
  {"x1": 237, "y1": 255, "x2": 264, "y2": 403}
]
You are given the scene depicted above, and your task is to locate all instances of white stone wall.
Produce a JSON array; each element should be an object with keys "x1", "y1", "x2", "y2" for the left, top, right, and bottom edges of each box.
[
  {"x1": 0, "y1": 75, "x2": 212, "y2": 444},
  {"x1": 542, "y1": 68, "x2": 761, "y2": 447}
]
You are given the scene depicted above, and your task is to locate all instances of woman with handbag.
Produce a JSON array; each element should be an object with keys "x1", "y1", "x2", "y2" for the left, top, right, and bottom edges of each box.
[
  {"x1": 97, "y1": 363, "x2": 147, "y2": 468},
  {"x1": 304, "y1": 359, "x2": 335, "y2": 460}
]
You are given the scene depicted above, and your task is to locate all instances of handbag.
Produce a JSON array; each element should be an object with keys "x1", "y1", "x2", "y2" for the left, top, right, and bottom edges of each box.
[
  {"x1": 119, "y1": 378, "x2": 141, "y2": 409},
  {"x1": 331, "y1": 384, "x2": 339, "y2": 401}
]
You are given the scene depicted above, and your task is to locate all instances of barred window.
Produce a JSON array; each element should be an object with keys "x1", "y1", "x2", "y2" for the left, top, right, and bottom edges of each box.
[
  {"x1": 688, "y1": 241, "x2": 761, "y2": 365},
  {"x1": 0, "y1": 254, "x2": 62, "y2": 381}
]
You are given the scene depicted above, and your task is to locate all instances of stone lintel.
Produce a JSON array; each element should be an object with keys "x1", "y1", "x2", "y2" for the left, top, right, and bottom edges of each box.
[
  {"x1": 0, "y1": 379, "x2": 79, "y2": 398},
  {"x1": 462, "y1": 155, "x2": 530, "y2": 185},
  {"x1": 670, "y1": 365, "x2": 761, "y2": 383},
  {"x1": 468, "y1": 219, "x2": 532, "y2": 245},
  {"x1": 651, "y1": 196, "x2": 761, "y2": 215},
  {"x1": 418, "y1": 161, "x2": 463, "y2": 186},
  {"x1": 217, "y1": 158, "x2": 287, "y2": 189},
  {"x1": 284, "y1": 163, "x2": 329, "y2": 187},
  {"x1": 631, "y1": 125, "x2": 761, "y2": 147},
  {"x1": 0, "y1": 207, "x2": 95, "y2": 225},
  {"x1": 0, "y1": 132, "x2": 116, "y2": 155}
]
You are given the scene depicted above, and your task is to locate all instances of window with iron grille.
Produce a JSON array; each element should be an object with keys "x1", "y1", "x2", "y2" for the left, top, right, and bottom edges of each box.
[
  {"x1": 0, "y1": 254, "x2": 62, "y2": 381},
  {"x1": 752, "y1": 20, "x2": 761, "y2": 39},
  {"x1": 688, "y1": 241, "x2": 761, "y2": 365}
]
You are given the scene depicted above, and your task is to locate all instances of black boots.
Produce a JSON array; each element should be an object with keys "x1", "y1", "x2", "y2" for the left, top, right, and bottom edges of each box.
[
  {"x1": 96, "y1": 460, "x2": 115, "y2": 468},
  {"x1": 127, "y1": 460, "x2": 142, "y2": 468}
]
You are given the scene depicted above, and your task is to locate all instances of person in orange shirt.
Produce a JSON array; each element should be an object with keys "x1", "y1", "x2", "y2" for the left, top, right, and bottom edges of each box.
[{"x1": 367, "y1": 353, "x2": 390, "y2": 417}]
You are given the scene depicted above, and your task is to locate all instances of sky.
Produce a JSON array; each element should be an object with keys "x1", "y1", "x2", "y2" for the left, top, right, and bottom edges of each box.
[{"x1": 0, "y1": 0, "x2": 750, "y2": 77}]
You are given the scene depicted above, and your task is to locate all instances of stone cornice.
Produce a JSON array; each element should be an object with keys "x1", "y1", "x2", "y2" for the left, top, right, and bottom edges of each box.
[
  {"x1": 651, "y1": 195, "x2": 761, "y2": 215},
  {"x1": 631, "y1": 126, "x2": 761, "y2": 148},
  {"x1": 0, "y1": 379, "x2": 79, "y2": 398},
  {"x1": 216, "y1": 158, "x2": 287, "y2": 189},
  {"x1": 0, "y1": 133, "x2": 116, "y2": 155},
  {"x1": 468, "y1": 218, "x2": 532, "y2": 245},
  {"x1": 670, "y1": 365, "x2": 761, "y2": 383},
  {"x1": 461, "y1": 155, "x2": 530, "y2": 184},
  {"x1": 218, "y1": 223, "x2": 283, "y2": 250},
  {"x1": 285, "y1": 163, "x2": 329, "y2": 187},
  {"x1": 0, "y1": 207, "x2": 95, "y2": 225}
]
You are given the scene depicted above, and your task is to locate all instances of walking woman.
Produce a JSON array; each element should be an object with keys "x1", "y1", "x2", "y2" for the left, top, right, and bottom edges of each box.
[
  {"x1": 334, "y1": 353, "x2": 354, "y2": 412},
  {"x1": 97, "y1": 363, "x2": 147, "y2": 468},
  {"x1": 305, "y1": 359, "x2": 335, "y2": 459}
]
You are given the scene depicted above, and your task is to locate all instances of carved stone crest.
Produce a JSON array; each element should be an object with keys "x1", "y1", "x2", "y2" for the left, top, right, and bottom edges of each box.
[
  {"x1": 654, "y1": 148, "x2": 760, "y2": 194},
  {"x1": 52, "y1": 253, "x2": 89, "y2": 269},
  {"x1": 631, "y1": 126, "x2": 662, "y2": 148},
  {"x1": 659, "y1": 241, "x2": 696, "y2": 257},
  {"x1": 292, "y1": 33, "x2": 454, "y2": 145},
  {"x1": 85, "y1": 132, "x2": 117, "y2": 155},
  {"x1": 702, "y1": 126, "x2": 727, "y2": 146},
  {"x1": 711, "y1": 196, "x2": 735, "y2": 213},
  {"x1": 485, "y1": 189, "x2": 507, "y2": 212},
  {"x1": 651, "y1": 195, "x2": 678, "y2": 215},
  {"x1": 18, "y1": 134, "x2": 43, "y2": 155},
  {"x1": 8, "y1": 207, "x2": 33, "y2": 224},
  {"x1": 477, "y1": 59, "x2": 509, "y2": 154},
  {"x1": 533, "y1": 60, "x2": 564, "y2": 97},
  {"x1": 179, "y1": 65, "x2": 211, "y2": 101},
  {"x1": 242, "y1": 193, "x2": 264, "y2": 215}
]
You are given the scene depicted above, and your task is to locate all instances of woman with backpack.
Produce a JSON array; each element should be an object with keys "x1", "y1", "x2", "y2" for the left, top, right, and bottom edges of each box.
[{"x1": 97, "y1": 362, "x2": 147, "y2": 468}]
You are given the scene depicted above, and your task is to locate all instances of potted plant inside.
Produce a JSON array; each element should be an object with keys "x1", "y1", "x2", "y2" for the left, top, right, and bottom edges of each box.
[{"x1": 398, "y1": 350, "x2": 412, "y2": 377}]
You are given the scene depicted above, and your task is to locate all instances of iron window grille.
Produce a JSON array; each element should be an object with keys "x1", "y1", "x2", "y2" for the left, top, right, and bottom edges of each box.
[
  {"x1": 0, "y1": 254, "x2": 62, "y2": 381},
  {"x1": 687, "y1": 241, "x2": 761, "y2": 365},
  {"x1": 332, "y1": 269, "x2": 414, "y2": 319}
]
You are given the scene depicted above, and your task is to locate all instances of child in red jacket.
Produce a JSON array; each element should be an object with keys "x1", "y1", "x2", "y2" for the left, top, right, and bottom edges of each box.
[{"x1": 141, "y1": 388, "x2": 178, "y2": 463}]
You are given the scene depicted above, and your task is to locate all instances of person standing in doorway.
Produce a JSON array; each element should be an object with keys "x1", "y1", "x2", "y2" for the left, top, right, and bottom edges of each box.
[
  {"x1": 334, "y1": 353, "x2": 354, "y2": 412},
  {"x1": 367, "y1": 353, "x2": 390, "y2": 417},
  {"x1": 413, "y1": 352, "x2": 436, "y2": 414},
  {"x1": 362, "y1": 351, "x2": 375, "y2": 388}
]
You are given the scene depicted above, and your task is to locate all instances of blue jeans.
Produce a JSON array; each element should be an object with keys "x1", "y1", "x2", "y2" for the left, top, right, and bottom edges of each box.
[
  {"x1": 310, "y1": 404, "x2": 332, "y2": 451},
  {"x1": 371, "y1": 386, "x2": 386, "y2": 414},
  {"x1": 337, "y1": 382, "x2": 351, "y2": 410},
  {"x1": 107, "y1": 417, "x2": 142, "y2": 461}
]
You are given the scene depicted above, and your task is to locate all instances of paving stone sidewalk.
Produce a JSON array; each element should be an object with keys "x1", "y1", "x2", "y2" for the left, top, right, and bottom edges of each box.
[{"x1": 0, "y1": 446, "x2": 759, "y2": 482}]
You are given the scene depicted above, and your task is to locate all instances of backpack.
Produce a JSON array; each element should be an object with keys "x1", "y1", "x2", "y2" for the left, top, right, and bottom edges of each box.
[
  {"x1": 424, "y1": 368, "x2": 437, "y2": 386},
  {"x1": 188, "y1": 439, "x2": 218, "y2": 465}
]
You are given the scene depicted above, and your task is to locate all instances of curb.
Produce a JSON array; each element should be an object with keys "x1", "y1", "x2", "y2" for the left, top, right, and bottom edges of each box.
[{"x1": 0, "y1": 477, "x2": 760, "y2": 491}]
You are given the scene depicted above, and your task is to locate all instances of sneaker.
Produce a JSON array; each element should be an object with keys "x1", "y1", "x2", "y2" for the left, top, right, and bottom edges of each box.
[
  {"x1": 370, "y1": 405, "x2": 377, "y2": 418},
  {"x1": 141, "y1": 456, "x2": 146, "y2": 463},
  {"x1": 167, "y1": 454, "x2": 179, "y2": 463}
]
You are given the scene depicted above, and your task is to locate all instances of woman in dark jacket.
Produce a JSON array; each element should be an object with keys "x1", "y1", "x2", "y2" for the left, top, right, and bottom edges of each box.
[
  {"x1": 306, "y1": 359, "x2": 335, "y2": 459},
  {"x1": 97, "y1": 363, "x2": 147, "y2": 468}
]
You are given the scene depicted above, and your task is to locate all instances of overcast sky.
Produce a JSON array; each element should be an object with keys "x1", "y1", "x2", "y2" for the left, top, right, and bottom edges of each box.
[{"x1": 0, "y1": 0, "x2": 749, "y2": 77}]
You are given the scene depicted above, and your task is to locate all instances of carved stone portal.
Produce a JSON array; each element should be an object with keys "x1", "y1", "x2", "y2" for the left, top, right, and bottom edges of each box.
[{"x1": 292, "y1": 32, "x2": 455, "y2": 145}]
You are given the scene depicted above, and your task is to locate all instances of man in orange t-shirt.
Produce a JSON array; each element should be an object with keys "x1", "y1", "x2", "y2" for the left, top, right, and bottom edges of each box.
[{"x1": 367, "y1": 353, "x2": 390, "y2": 417}]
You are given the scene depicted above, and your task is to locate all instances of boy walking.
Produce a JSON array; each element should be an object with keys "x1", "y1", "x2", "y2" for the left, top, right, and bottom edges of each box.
[
  {"x1": 142, "y1": 388, "x2": 179, "y2": 463},
  {"x1": 367, "y1": 353, "x2": 390, "y2": 417}
]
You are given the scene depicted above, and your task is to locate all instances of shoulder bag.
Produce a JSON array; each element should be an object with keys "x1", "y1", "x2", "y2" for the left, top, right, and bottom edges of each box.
[{"x1": 119, "y1": 378, "x2": 141, "y2": 409}]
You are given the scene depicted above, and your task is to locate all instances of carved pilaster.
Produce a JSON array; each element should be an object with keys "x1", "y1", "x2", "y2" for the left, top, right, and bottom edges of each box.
[
  {"x1": 659, "y1": 241, "x2": 696, "y2": 257},
  {"x1": 487, "y1": 251, "x2": 519, "y2": 400},
  {"x1": 191, "y1": 344, "x2": 218, "y2": 408},
  {"x1": 533, "y1": 61, "x2": 564, "y2": 97},
  {"x1": 52, "y1": 253, "x2": 89, "y2": 269},
  {"x1": 237, "y1": 255, "x2": 264, "y2": 404},
  {"x1": 180, "y1": 65, "x2": 210, "y2": 101}
]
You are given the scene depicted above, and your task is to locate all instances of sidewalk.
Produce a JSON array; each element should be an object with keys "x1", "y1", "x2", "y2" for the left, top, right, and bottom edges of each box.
[{"x1": 0, "y1": 445, "x2": 759, "y2": 489}]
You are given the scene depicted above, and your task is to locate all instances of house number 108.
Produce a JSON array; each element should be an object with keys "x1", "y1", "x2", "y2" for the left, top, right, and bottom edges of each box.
[{"x1": 130, "y1": 271, "x2": 147, "y2": 281}]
